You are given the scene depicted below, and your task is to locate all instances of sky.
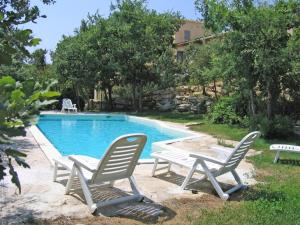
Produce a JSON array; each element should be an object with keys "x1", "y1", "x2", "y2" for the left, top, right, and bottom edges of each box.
[{"x1": 24, "y1": 0, "x2": 200, "y2": 62}]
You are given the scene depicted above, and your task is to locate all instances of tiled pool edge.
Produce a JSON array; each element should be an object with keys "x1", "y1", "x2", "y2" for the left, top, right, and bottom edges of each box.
[
  {"x1": 30, "y1": 125, "x2": 61, "y2": 166},
  {"x1": 32, "y1": 113, "x2": 202, "y2": 165}
]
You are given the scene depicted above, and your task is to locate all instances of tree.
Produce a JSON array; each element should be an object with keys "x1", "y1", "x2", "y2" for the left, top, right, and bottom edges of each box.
[
  {"x1": 0, "y1": 1, "x2": 56, "y2": 82},
  {"x1": 31, "y1": 49, "x2": 47, "y2": 70},
  {"x1": 0, "y1": 0, "x2": 58, "y2": 192},
  {"x1": 109, "y1": 0, "x2": 182, "y2": 111},
  {"x1": 155, "y1": 47, "x2": 183, "y2": 89},
  {"x1": 88, "y1": 16, "x2": 123, "y2": 110},
  {"x1": 184, "y1": 42, "x2": 221, "y2": 98},
  {"x1": 285, "y1": 28, "x2": 300, "y2": 108},
  {"x1": 196, "y1": 0, "x2": 300, "y2": 120},
  {"x1": 53, "y1": 34, "x2": 97, "y2": 109},
  {"x1": 18, "y1": 49, "x2": 58, "y2": 88},
  {"x1": 0, "y1": 0, "x2": 55, "y2": 66}
]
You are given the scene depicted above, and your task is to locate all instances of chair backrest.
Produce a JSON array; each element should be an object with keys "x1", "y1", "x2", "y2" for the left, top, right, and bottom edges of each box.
[
  {"x1": 91, "y1": 133, "x2": 147, "y2": 184},
  {"x1": 62, "y1": 98, "x2": 71, "y2": 108},
  {"x1": 62, "y1": 98, "x2": 74, "y2": 109},
  {"x1": 223, "y1": 131, "x2": 261, "y2": 171},
  {"x1": 62, "y1": 98, "x2": 68, "y2": 109}
]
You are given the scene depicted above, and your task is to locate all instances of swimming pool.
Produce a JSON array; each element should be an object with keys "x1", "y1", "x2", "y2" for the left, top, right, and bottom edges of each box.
[{"x1": 37, "y1": 114, "x2": 193, "y2": 159}]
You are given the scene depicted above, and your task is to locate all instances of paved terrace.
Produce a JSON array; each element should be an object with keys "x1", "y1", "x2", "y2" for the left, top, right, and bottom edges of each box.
[{"x1": 1, "y1": 125, "x2": 257, "y2": 224}]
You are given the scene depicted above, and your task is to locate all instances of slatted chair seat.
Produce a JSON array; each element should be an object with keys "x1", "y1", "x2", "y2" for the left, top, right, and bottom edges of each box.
[
  {"x1": 151, "y1": 131, "x2": 261, "y2": 200},
  {"x1": 151, "y1": 150, "x2": 222, "y2": 173}
]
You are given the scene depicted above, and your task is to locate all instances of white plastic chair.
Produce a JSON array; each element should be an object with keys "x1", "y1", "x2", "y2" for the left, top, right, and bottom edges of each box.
[
  {"x1": 151, "y1": 131, "x2": 261, "y2": 200},
  {"x1": 61, "y1": 134, "x2": 147, "y2": 214},
  {"x1": 270, "y1": 144, "x2": 300, "y2": 163},
  {"x1": 61, "y1": 98, "x2": 77, "y2": 112}
]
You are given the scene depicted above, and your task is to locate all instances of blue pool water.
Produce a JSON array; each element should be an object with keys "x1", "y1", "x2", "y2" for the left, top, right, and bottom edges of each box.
[{"x1": 37, "y1": 114, "x2": 189, "y2": 159}]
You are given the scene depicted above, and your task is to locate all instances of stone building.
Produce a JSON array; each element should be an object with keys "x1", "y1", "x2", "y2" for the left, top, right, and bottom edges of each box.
[{"x1": 173, "y1": 19, "x2": 214, "y2": 62}]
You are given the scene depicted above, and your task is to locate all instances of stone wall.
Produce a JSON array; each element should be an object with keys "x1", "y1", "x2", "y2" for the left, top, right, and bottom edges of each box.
[
  {"x1": 148, "y1": 86, "x2": 214, "y2": 113},
  {"x1": 91, "y1": 85, "x2": 217, "y2": 113}
]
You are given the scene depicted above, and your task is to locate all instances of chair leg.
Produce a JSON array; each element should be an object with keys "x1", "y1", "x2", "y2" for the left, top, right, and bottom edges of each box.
[
  {"x1": 181, "y1": 160, "x2": 198, "y2": 190},
  {"x1": 167, "y1": 163, "x2": 171, "y2": 172},
  {"x1": 109, "y1": 181, "x2": 115, "y2": 187},
  {"x1": 53, "y1": 162, "x2": 58, "y2": 182},
  {"x1": 129, "y1": 176, "x2": 142, "y2": 196},
  {"x1": 151, "y1": 158, "x2": 159, "y2": 176},
  {"x1": 231, "y1": 169, "x2": 242, "y2": 185},
  {"x1": 274, "y1": 151, "x2": 280, "y2": 163},
  {"x1": 75, "y1": 165, "x2": 97, "y2": 213},
  {"x1": 200, "y1": 160, "x2": 229, "y2": 200},
  {"x1": 65, "y1": 165, "x2": 76, "y2": 194},
  {"x1": 223, "y1": 169, "x2": 245, "y2": 195},
  {"x1": 129, "y1": 176, "x2": 144, "y2": 202}
]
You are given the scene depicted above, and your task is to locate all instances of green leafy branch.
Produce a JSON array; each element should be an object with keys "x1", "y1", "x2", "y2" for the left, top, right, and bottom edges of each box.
[{"x1": 0, "y1": 75, "x2": 60, "y2": 193}]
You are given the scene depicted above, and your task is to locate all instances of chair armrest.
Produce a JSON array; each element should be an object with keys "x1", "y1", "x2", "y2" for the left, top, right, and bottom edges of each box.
[
  {"x1": 189, "y1": 153, "x2": 226, "y2": 165},
  {"x1": 68, "y1": 155, "x2": 99, "y2": 172},
  {"x1": 53, "y1": 156, "x2": 73, "y2": 170},
  {"x1": 73, "y1": 104, "x2": 77, "y2": 107}
]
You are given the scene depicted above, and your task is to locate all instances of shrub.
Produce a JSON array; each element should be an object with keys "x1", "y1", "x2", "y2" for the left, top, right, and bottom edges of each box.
[
  {"x1": 210, "y1": 96, "x2": 247, "y2": 126},
  {"x1": 0, "y1": 76, "x2": 59, "y2": 192},
  {"x1": 250, "y1": 114, "x2": 294, "y2": 139}
]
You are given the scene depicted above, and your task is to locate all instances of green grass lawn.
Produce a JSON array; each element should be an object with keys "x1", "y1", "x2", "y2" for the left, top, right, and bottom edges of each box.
[{"x1": 136, "y1": 111, "x2": 300, "y2": 225}]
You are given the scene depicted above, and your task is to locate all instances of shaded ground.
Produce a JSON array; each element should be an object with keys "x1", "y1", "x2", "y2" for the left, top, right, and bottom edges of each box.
[{"x1": 15, "y1": 195, "x2": 226, "y2": 225}]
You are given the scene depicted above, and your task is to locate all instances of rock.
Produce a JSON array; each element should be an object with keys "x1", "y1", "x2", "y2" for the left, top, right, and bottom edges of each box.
[
  {"x1": 188, "y1": 96, "x2": 199, "y2": 104},
  {"x1": 156, "y1": 101, "x2": 174, "y2": 111},
  {"x1": 185, "y1": 122, "x2": 204, "y2": 127},
  {"x1": 177, "y1": 103, "x2": 191, "y2": 112}
]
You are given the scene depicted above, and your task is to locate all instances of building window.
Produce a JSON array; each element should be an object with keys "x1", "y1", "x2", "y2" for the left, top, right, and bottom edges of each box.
[
  {"x1": 176, "y1": 51, "x2": 184, "y2": 62},
  {"x1": 184, "y1": 30, "x2": 191, "y2": 41}
]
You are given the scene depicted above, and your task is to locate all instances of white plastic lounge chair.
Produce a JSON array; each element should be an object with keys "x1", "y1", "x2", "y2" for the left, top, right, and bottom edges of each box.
[
  {"x1": 270, "y1": 144, "x2": 300, "y2": 163},
  {"x1": 61, "y1": 98, "x2": 69, "y2": 112},
  {"x1": 151, "y1": 131, "x2": 261, "y2": 200},
  {"x1": 61, "y1": 98, "x2": 77, "y2": 112},
  {"x1": 63, "y1": 134, "x2": 147, "y2": 214}
]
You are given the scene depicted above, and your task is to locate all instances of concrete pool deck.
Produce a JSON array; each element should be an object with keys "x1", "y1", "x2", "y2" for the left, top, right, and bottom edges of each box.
[{"x1": 1, "y1": 117, "x2": 258, "y2": 224}]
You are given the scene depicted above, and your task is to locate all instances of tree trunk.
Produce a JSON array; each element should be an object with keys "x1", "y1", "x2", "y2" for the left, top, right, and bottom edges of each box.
[
  {"x1": 266, "y1": 79, "x2": 275, "y2": 120},
  {"x1": 202, "y1": 85, "x2": 207, "y2": 96},
  {"x1": 107, "y1": 86, "x2": 113, "y2": 111},
  {"x1": 267, "y1": 80, "x2": 273, "y2": 120},
  {"x1": 82, "y1": 87, "x2": 91, "y2": 112},
  {"x1": 213, "y1": 79, "x2": 218, "y2": 100},
  {"x1": 132, "y1": 81, "x2": 137, "y2": 111},
  {"x1": 103, "y1": 89, "x2": 108, "y2": 110},
  {"x1": 74, "y1": 84, "x2": 80, "y2": 111},
  {"x1": 138, "y1": 85, "x2": 143, "y2": 112},
  {"x1": 249, "y1": 89, "x2": 256, "y2": 117}
]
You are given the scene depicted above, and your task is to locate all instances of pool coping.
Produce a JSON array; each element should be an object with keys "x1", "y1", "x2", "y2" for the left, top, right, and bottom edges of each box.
[{"x1": 30, "y1": 112, "x2": 201, "y2": 166}]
